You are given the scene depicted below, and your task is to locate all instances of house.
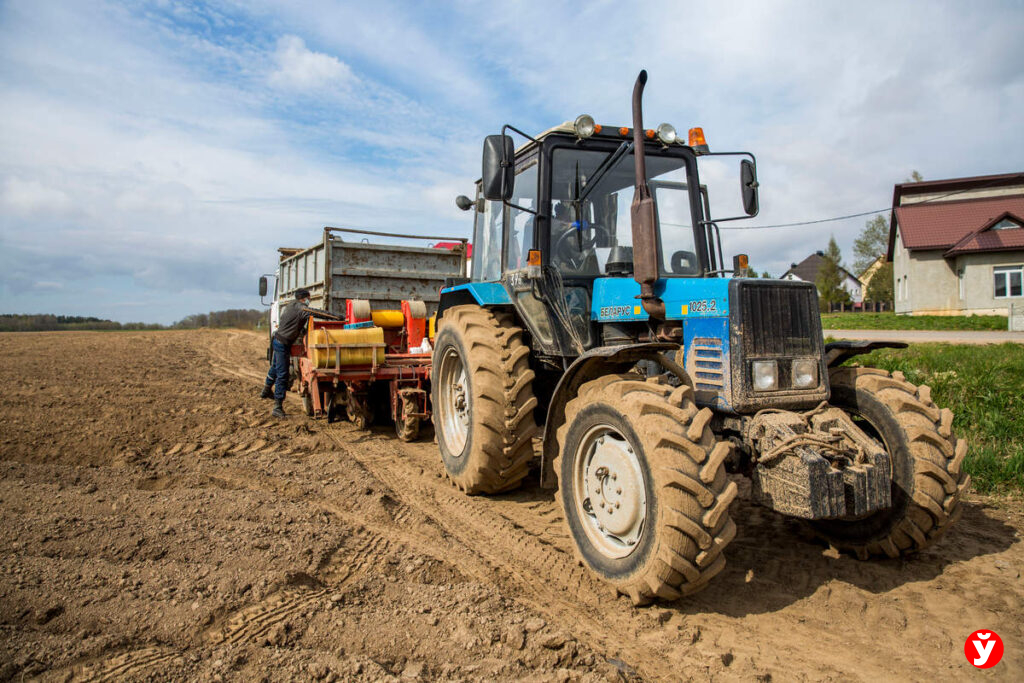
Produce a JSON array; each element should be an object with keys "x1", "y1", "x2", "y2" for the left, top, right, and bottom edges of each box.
[
  {"x1": 781, "y1": 251, "x2": 863, "y2": 303},
  {"x1": 858, "y1": 255, "x2": 887, "y2": 294},
  {"x1": 886, "y1": 172, "x2": 1024, "y2": 315}
]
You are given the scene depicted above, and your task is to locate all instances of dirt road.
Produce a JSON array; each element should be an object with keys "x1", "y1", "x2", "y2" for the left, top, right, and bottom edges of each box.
[
  {"x1": 1, "y1": 330, "x2": 1022, "y2": 681},
  {"x1": 827, "y1": 329, "x2": 1024, "y2": 344}
]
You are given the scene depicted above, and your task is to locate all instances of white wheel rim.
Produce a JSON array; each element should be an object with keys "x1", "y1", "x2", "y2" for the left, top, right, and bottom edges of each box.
[
  {"x1": 573, "y1": 423, "x2": 646, "y2": 558},
  {"x1": 437, "y1": 347, "x2": 470, "y2": 456}
]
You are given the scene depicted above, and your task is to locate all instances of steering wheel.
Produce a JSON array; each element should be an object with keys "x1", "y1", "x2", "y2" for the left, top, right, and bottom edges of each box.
[
  {"x1": 670, "y1": 250, "x2": 700, "y2": 275},
  {"x1": 552, "y1": 222, "x2": 610, "y2": 271}
]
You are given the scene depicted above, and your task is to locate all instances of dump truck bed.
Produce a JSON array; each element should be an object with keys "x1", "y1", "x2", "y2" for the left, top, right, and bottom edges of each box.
[{"x1": 277, "y1": 227, "x2": 468, "y2": 316}]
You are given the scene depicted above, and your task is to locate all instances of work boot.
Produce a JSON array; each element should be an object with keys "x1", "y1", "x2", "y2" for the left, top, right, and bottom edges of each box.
[
  {"x1": 260, "y1": 383, "x2": 274, "y2": 399},
  {"x1": 272, "y1": 399, "x2": 286, "y2": 418}
]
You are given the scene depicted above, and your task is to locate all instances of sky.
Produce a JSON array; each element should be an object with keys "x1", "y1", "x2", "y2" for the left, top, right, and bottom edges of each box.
[{"x1": 1, "y1": 0, "x2": 1022, "y2": 324}]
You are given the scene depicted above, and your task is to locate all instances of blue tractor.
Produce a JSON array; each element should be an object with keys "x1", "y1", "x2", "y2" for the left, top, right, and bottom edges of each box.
[{"x1": 431, "y1": 71, "x2": 969, "y2": 605}]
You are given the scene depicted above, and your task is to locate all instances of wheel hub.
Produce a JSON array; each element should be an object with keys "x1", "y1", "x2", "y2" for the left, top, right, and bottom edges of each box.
[
  {"x1": 438, "y1": 348, "x2": 470, "y2": 456},
  {"x1": 574, "y1": 426, "x2": 646, "y2": 557}
]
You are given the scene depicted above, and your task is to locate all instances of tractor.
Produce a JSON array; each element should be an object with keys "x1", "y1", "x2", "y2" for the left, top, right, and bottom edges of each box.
[{"x1": 431, "y1": 71, "x2": 970, "y2": 605}]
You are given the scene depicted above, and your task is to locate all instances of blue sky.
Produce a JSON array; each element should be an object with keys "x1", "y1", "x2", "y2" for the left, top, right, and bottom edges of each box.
[{"x1": 1, "y1": 0, "x2": 1022, "y2": 323}]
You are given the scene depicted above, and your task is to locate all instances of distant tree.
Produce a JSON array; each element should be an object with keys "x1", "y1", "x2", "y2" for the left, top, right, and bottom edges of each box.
[
  {"x1": 815, "y1": 236, "x2": 852, "y2": 311},
  {"x1": 172, "y1": 309, "x2": 264, "y2": 329},
  {"x1": 865, "y1": 261, "x2": 894, "y2": 303},
  {"x1": 853, "y1": 215, "x2": 889, "y2": 274},
  {"x1": 760, "y1": 270, "x2": 772, "y2": 278},
  {"x1": 907, "y1": 170, "x2": 924, "y2": 183}
]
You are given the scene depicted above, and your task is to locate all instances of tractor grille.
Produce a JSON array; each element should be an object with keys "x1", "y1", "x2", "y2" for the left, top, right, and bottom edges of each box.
[
  {"x1": 737, "y1": 281, "x2": 819, "y2": 358},
  {"x1": 691, "y1": 337, "x2": 725, "y2": 393}
]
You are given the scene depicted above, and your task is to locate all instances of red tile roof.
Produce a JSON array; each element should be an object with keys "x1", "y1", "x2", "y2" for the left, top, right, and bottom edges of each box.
[
  {"x1": 944, "y1": 212, "x2": 1024, "y2": 256},
  {"x1": 893, "y1": 196, "x2": 1024, "y2": 251}
]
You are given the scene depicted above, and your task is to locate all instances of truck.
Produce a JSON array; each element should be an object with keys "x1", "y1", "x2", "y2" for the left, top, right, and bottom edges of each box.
[
  {"x1": 259, "y1": 226, "x2": 468, "y2": 437},
  {"x1": 430, "y1": 71, "x2": 970, "y2": 604}
]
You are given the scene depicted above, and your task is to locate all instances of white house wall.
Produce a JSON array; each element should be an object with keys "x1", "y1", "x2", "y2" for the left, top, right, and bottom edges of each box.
[
  {"x1": 958, "y1": 251, "x2": 1024, "y2": 315},
  {"x1": 901, "y1": 249, "x2": 960, "y2": 315}
]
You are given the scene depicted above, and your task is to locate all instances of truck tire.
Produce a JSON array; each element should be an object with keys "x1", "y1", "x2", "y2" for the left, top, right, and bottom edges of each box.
[
  {"x1": 555, "y1": 374, "x2": 737, "y2": 605},
  {"x1": 813, "y1": 367, "x2": 971, "y2": 559},
  {"x1": 432, "y1": 305, "x2": 538, "y2": 494}
]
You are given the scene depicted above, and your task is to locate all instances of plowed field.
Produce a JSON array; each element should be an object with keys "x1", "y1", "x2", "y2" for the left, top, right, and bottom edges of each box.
[{"x1": 1, "y1": 330, "x2": 1021, "y2": 681}]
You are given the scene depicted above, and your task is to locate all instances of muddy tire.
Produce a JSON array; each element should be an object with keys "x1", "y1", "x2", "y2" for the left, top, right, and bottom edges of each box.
[
  {"x1": 813, "y1": 367, "x2": 971, "y2": 559},
  {"x1": 431, "y1": 305, "x2": 538, "y2": 494},
  {"x1": 395, "y1": 394, "x2": 420, "y2": 442},
  {"x1": 555, "y1": 374, "x2": 737, "y2": 605}
]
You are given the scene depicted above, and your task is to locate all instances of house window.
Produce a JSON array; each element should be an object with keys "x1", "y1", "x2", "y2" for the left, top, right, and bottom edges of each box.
[
  {"x1": 994, "y1": 266, "x2": 1023, "y2": 298},
  {"x1": 991, "y1": 218, "x2": 1021, "y2": 231},
  {"x1": 958, "y1": 269, "x2": 964, "y2": 299}
]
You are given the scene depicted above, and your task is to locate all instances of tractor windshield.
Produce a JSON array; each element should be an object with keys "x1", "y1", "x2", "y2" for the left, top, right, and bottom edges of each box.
[{"x1": 550, "y1": 147, "x2": 699, "y2": 278}]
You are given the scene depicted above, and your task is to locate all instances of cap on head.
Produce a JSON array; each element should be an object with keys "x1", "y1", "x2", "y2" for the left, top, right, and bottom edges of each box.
[{"x1": 296, "y1": 288, "x2": 311, "y2": 301}]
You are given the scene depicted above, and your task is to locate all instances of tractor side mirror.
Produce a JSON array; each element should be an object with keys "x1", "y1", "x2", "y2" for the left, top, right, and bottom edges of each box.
[
  {"x1": 482, "y1": 135, "x2": 514, "y2": 202},
  {"x1": 741, "y1": 159, "x2": 759, "y2": 216},
  {"x1": 258, "y1": 276, "x2": 268, "y2": 297}
]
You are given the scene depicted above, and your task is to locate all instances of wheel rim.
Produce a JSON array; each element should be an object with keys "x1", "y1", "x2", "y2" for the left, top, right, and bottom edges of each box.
[
  {"x1": 437, "y1": 347, "x2": 470, "y2": 456},
  {"x1": 573, "y1": 424, "x2": 646, "y2": 558}
]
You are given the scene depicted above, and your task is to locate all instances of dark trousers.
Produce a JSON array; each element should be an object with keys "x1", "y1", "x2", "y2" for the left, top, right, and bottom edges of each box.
[{"x1": 265, "y1": 338, "x2": 290, "y2": 400}]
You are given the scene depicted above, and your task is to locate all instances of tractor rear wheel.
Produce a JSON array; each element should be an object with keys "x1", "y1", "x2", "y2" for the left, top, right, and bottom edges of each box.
[
  {"x1": 813, "y1": 367, "x2": 970, "y2": 559},
  {"x1": 555, "y1": 374, "x2": 737, "y2": 605},
  {"x1": 432, "y1": 305, "x2": 538, "y2": 494}
]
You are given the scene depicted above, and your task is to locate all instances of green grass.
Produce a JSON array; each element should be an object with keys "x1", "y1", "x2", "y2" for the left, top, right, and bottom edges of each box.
[
  {"x1": 846, "y1": 343, "x2": 1024, "y2": 494},
  {"x1": 821, "y1": 312, "x2": 1007, "y2": 331}
]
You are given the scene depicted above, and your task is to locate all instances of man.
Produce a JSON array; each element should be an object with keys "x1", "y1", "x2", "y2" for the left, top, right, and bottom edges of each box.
[{"x1": 260, "y1": 289, "x2": 337, "y2": 418}]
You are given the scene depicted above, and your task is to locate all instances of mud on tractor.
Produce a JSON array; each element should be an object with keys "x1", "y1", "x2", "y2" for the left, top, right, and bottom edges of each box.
[{"x1": 431, "y1": 71, "x2": 970, "y2": 605}]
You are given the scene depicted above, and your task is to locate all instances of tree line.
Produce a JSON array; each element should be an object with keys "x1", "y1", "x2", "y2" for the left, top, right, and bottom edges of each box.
[{"x1": 0, "y1": 309, "x2": 266, "y2": 332}]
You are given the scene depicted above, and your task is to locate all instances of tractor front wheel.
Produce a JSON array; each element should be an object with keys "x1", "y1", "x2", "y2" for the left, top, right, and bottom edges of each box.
[
  {"x1": 431, "y1": 306, "x2": 538, "y2": 494},
  {"x1": 812, "y1": 367, "x2": 970, "y2": 558},
  {"x1": 555, "y1": 374, "x2": 737, "y2": 605}
]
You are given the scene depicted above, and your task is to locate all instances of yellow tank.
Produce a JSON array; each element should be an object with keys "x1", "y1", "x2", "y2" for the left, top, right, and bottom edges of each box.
[
  {"x1": 310, "y1": 326, "x2": 385, "y2": 368},
  {"x1": 428, "y1": 313, "x2": 437, "y2": 340},
  {"x1": 371, "y1": 310, "x2": 405, "y2": 328}
]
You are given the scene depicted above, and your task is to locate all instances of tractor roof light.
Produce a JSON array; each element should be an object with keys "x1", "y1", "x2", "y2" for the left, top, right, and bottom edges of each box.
[
  {"x1": 574, "y1": 114, "x2": 597, "y2": 139},
  {"x1": 688, "y1": 127, "x2": 709, "y2": 154},
  {"x1": 656, "y1": 123, "x2": 677, "y2": 145}
]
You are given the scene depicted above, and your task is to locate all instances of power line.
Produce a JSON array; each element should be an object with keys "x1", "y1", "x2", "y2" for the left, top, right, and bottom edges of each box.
[
  {"x1": 718, "y1": 208, "x2": 887, "y2": 230},
  {"x1": 718, "y1": 176, "x2": 1018, "y2": 231}
]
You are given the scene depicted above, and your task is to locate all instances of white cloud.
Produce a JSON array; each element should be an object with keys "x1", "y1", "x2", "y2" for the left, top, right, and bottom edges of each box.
[
  {"x1": 0, "y1": 177, "x2": 72, "y2": 215},
  {"x1": 268, "y1": 35, "x2": 355, "y2": 91}
]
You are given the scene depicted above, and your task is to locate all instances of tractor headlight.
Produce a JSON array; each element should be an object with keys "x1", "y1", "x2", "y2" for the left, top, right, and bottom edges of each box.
[
  {"x1": 792, "y1": 359, "x2": 818, "y2": 389},
  {"x1": 752, "y1": 360, "x2": 778, "y2": 391},
  {"x1": 574, "y1": 114, "x2": 596, "y2": 139},
  {"x1": 656, "y1": 123, "x2": 677, "y2": 144}
]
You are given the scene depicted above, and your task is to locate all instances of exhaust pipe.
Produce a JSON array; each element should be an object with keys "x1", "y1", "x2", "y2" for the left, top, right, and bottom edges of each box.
[{"x1": 629, "y1": 70, "x2": 665, "y2": 320}]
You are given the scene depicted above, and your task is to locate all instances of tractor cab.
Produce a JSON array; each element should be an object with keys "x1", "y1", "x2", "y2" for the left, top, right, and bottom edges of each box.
[{"x1": 451, "y1": 114, "x2": 758, "y2": 364}]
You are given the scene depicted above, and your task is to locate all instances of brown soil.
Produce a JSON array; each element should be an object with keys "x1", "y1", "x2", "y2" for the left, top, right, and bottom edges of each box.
[{"x1": 1, "y1": 329, "x2": 1021, "y2": 682}]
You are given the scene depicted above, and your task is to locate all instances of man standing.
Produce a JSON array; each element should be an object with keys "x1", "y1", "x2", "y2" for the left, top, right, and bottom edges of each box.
[{"x1": 260, "y1": 289, "x2": 336, "y2": 418}]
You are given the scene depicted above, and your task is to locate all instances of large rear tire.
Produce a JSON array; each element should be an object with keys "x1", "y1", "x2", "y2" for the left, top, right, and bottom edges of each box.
[
  {"x1": 555, "y1": 374, "x2": 737, "y2": 605},
  {"x1": 813, "y1": 367, "x2": 970, "y2": 559},
  {"x1": 431, "y1": 306, "x2": 538, "y2": 494}
]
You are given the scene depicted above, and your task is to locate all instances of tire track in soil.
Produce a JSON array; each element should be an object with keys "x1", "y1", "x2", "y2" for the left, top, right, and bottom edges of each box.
[
  {"x1": 317, "y1": 430, "x2": 712, "y2": 680},
  {"x1": 38, "y1": 646, "x2": 180, "y2": 683}
]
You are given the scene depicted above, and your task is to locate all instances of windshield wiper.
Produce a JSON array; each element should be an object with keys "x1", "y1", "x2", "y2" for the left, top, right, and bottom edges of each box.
[{"x1": 576, "y1": 141, "x2": 633, "y2": 204}]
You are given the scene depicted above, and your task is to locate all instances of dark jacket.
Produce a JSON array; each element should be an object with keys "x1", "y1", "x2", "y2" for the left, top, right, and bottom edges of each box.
[{"x1": 273, "y1": 300, "x2": 331, "y2": 346}]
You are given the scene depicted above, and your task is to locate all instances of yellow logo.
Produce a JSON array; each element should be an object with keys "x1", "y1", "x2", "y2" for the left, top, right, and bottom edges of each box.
[
  {"x1": 633, "y1": 305, "x2": 642, "y2": 315},
  {"x1": 681, "y1": 304, "x2": 689, "y2": 315}
]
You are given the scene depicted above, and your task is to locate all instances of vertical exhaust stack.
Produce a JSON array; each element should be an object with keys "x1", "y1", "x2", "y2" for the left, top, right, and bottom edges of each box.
[{"x1": 629, "y1": 70, "x2": 666, "y2": 319}]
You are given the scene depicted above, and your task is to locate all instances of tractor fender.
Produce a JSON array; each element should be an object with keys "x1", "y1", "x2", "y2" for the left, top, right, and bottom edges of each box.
[
  {"x1": 539, "y1": 342, "x2": 689, "y2": 488},
  {"x1": 824, "y1": 340, "x2": 908, "y2": 367}
]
